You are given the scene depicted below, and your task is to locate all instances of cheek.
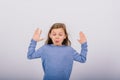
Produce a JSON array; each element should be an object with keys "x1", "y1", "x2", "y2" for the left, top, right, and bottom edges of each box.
[
  {"x1": 62, "y1": 35, "x2": 66, "y2": 39},
  {"x1": 60, "y1": 36, "x2": 66, "y2": 40},
  {"x1": 50, "y1": 36, "x2": 56, "y2": 41}
]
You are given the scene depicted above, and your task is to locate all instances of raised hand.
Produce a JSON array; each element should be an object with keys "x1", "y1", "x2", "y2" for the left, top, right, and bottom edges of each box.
[
  {"x1": 32, "y1": 28, "x2": 44, "y2": 42},
  {"x1": 78, "y1": 32, "x2": 87, "y2": 44}
]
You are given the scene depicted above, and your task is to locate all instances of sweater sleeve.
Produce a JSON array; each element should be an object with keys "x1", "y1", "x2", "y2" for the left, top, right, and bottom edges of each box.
[
  {"x1": 27, "y1": 39, "x2": 44, "y2": 59},
  {"x1": 72, "y1": 42, "x2": 88, "y2": 63}
]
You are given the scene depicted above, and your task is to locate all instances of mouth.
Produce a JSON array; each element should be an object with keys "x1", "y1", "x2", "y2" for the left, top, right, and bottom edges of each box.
[
  {"x1": 53, "y1": 40, "x2": 62, "y2": 46},
  {"x1": 55, "y1": 40, "x2": 59, "y2": 43},
  {"x1": 54, "y1": 39, "x2": 60, "y2": 43}
]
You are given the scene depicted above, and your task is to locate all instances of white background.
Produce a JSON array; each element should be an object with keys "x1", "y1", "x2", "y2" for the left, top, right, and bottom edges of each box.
[{"x1": 0, "y1": 0, "x2": 120, "y2": 80}]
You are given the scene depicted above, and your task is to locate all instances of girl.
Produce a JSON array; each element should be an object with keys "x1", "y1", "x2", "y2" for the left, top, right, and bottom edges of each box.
[{"x1": 27, "y1": 23, "x2": 88, "y2": 80}]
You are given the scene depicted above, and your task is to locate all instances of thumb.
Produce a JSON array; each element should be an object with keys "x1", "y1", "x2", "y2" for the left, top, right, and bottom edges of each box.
[
  {"x1": 77, "y1": 39, "x2": 82, "y2": 44},
  {"x1": 38, "y1": 38, "x2": 44, "y2": 41}
]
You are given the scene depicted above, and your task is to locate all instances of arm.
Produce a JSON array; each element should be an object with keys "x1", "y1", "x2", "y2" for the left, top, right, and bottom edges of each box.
[
  {"x1": 73, "y1": 32, "x2": 88, "y2": 63},
  {"x1": 27, "y1": 28, "x2": 44, "y2": 59},
  {"x1": 73, "y1": 42, "x2": 88, "y2": 63}
]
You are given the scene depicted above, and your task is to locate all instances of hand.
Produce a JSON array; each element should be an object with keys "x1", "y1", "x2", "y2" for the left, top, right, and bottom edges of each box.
[
  {"x1": 32, "y1": 28, "x2": 44, "y2": 42},
  {"x1": 78, "y1": 32, "x2": 87, "y2": 44}
]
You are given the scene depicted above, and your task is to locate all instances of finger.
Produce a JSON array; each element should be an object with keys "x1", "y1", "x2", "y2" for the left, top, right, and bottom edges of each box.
[
  {"x1": 77, "y1": 39, "x2": 82, "y2": 44},
  {"x1": 80, "y1": 32, "x2": 86, "y2": 38},
  {"x1": 35, "y1": 28, "x2": 42, "y2": 35},
  {"x1": 39, "y1": 29, "x2": 42, "y2": 35},
  {"x1": 37, "y1": 28, "x2": 40, "y2": 33},
  {"x1": 38, "y1": 29, "x2": 42, "y2": 38},
  {"x1": 80, "y1": 32, "x2": 84, "y2": 36},
  {"x1": 36, "y1": 28, "x2": 39, "y2": 32},
  {"x1": 34, "y1": 28, "x2": 39, "y2": 34}
]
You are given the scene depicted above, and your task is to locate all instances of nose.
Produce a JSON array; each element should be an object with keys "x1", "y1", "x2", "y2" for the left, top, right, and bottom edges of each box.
[{"x1": 55, "y1": 35, "x2": 59, "y2": 39}]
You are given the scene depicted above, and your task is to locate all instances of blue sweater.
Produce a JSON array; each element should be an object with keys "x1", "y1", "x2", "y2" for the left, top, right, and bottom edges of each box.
[{"x1": 27, "y1": 39, "x2": 88, "y2": 80}]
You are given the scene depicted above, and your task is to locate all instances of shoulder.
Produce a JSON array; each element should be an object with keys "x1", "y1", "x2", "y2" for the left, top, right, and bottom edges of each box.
[
  {"x1": 39, "y1": 44, "x2": 55, "y2": 49},
  {"x1": 36, "y1": 45, "x2": 50, "y2": 54},
  {"x1": 39, "y1": 44, "x2": 49, "y2": 49},
  {"x1": 65, "y1": 46, "x2": 75, "y2": 51}
]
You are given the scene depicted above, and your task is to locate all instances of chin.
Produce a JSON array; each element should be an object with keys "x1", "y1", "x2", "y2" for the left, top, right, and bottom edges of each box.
[
  {"x1": 55, "y1": 44, "x2": 61, "y2": 46},
  {"x1": 54, "y1": 43, "x2": 62, "y2": 46}
]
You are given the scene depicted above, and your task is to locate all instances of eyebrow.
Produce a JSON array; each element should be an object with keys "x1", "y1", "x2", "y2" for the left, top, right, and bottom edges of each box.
[
  {"x1": 52, "y1": 31, "x2": 64, "y2": 34},
  {"x1": 52, "y1": 32, "x2": 64, "y2": 35}
]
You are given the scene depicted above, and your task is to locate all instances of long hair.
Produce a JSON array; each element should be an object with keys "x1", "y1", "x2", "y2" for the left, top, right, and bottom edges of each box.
[{"x1": 45, "y1": 23, "x2": 71, "y2": 46}]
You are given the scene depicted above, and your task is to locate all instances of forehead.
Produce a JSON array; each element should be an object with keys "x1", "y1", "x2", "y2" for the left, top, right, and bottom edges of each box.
[{"x1": 51, "y1": 28, "x2": 64, "y2": 33}]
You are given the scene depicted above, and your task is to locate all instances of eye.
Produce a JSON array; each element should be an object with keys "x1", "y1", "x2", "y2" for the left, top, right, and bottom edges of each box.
[
  {"x1": 59, "y1": 34, "x2": 63, "y2": 36},
  {"x1": 52, "y1": 34, "x2": 56, "y2": 36}
]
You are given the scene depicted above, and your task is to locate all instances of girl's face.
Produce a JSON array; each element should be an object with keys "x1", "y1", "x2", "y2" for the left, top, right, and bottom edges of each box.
[{"x1": 49, "y1": 28, "x2": 66, "y2": 46}]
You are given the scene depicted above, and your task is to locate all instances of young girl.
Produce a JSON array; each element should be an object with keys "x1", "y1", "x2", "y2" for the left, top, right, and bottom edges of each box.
[{"x1": 27, "y1": 23, "x2": 88, "y2": 80}]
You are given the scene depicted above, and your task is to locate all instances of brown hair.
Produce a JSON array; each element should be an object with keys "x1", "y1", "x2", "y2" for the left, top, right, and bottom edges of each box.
[{"x1": 45, "y1": 23, "x2": 71, "y2": 46}]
